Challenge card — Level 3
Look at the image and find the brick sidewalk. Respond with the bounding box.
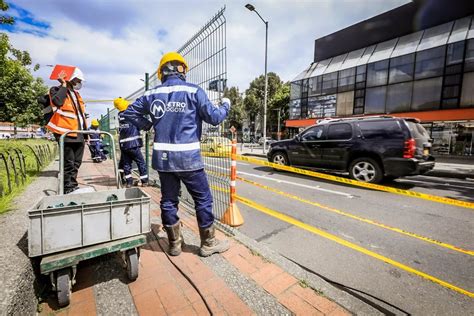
[39,151,349,315]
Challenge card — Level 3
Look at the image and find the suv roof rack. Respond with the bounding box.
[316,115,395,124]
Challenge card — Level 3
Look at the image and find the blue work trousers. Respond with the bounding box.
[158,169,214,228]
[120,147,148,184]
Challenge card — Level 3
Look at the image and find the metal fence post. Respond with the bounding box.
[144,72,150,180]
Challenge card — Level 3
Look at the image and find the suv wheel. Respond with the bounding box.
[349,158,383,183]
[271,152,289,166]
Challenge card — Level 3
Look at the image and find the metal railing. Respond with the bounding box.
[0,142,57,199]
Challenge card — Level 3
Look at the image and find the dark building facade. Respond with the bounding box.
[288,0,474,156]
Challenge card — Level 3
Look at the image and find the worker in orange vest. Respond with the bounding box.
[46,68,88,194]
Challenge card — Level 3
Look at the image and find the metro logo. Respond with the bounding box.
[151,99,187,119]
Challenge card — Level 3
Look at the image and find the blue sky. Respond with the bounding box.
[2,0,409,120]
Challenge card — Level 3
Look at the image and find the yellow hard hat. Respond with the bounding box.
[91,119,100,127]
[157,52,188,81]
[113,97,129,112]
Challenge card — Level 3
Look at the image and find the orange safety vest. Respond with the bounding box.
[46,89,87,137]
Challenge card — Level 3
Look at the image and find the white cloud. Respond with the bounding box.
[6,0,409,120]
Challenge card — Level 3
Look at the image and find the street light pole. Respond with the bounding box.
[246,3,269,154]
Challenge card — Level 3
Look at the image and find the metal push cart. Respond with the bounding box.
[28,131,151,307]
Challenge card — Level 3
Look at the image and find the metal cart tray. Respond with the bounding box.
[28,187,150,257]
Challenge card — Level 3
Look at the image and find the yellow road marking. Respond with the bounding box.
[235,195,474,298]
[237,176,474,256]
[235,155,474,210]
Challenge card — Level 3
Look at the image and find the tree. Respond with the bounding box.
[223,86,244,129]
[0,33,48,127]
[268,82,290,135]
[0,0,14,25]
[243,72,287,136]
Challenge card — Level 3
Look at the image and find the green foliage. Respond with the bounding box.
[0,33,48,127]
[243,73,290,133]
[0,0,14,25]
[223,86,244,129]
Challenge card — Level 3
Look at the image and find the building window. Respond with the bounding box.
[290,81,302,100]
[464,39,474,72]
[337,67,355,92]
[309,76,322,96]
[301,97,309,119]
[446,41,465,65]
[336,91,354,116]
[386,82,412,113]
[461,72,474,107]
[322,72,338,94]
[289,99,301,119]
[365,86,387,114]
[327,123,352,140]
[411,77,442,111]
[356,65,366,83]
[389,54,414,84]
[308,95,336,118]
[354,65,366,114]
[367,60,389,87]
[415,46,445,79]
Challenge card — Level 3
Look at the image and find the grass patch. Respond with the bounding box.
[298,279,325,296]
[0,139,57,213]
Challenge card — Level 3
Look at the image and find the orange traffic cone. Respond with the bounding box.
[221,136,244,227]
[221,202,244,227]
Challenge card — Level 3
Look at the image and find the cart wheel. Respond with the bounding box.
[56,268,71,307]
[126,248,139,281]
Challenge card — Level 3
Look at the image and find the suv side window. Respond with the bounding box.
[327,123,352,140]
[301,126,325,141]
[358,120,404,139]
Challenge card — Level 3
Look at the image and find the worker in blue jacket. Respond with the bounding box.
[123,52,231,257]
[88,119,107,162]
[114,97,151,188]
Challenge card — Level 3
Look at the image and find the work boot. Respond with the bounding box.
[199,224,230,257]
[164,222,184,256]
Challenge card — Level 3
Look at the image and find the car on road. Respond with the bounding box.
[201,136,232,157]
[258,136,275,146]
[267,116,435,183]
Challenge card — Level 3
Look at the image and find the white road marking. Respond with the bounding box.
[204,162,355,198]
[238,171,355,198]
[237,162,250,166]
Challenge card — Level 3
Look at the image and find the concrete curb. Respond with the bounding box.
[229,229,384,315]
[179,200,381,315]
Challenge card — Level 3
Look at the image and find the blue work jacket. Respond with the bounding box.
[123,75,229,172]
[118,111,146,150]
[89,130,101,143]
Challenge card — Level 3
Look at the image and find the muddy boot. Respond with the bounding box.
[164,222,184,256]
[199,224,230,257]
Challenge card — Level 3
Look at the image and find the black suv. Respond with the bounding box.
[267,116,435,183]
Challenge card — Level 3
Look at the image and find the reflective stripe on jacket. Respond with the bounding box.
[118,112,143,150]
[123,75,229,172]
[46,89,86,137]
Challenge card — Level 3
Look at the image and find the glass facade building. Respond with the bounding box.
[288,15,474,156]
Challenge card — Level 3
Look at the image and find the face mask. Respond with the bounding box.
[72,82,82,90]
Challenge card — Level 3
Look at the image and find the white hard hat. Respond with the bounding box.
[71,67,85,81]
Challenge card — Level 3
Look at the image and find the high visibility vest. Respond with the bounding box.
[46,89,86,137]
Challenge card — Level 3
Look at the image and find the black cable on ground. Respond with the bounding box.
[152,229,214,316]
[280,254,411,316]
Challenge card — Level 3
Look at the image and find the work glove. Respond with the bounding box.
[221,97,231,107]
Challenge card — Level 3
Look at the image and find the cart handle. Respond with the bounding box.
[58,130,121,195]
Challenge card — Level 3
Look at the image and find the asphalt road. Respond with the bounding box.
[202,156,474,315]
